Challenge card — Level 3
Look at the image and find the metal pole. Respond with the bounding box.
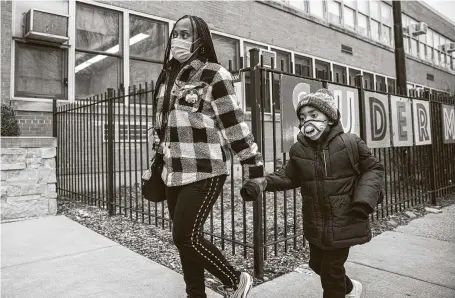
[52,100,58,194]
[249,48,264,279]
[355,74,366,141]
[107,88,115,216]
[392,1,407,92]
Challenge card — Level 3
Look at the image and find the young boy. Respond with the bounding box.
[250,89,384,298]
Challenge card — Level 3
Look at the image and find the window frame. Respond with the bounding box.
[75,2,124,100]
[14,41,68,99]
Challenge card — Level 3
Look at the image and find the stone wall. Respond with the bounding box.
[1,137,57,221]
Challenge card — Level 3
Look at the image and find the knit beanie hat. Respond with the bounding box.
[295,89,339,122]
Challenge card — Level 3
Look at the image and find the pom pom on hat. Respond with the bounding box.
[295,88,339,122]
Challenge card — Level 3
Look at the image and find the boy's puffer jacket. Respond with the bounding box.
[265,123,384,250]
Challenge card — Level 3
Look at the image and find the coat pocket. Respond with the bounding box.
[302,195,316,223]
[329,194,369,241]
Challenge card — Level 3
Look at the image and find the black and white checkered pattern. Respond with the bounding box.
[151,59,264,186]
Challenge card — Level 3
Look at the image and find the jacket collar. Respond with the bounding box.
[297,122,344,148]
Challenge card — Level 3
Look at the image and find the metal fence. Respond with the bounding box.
[54,49,455,278]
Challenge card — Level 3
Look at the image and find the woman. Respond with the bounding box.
[150,15,264,298]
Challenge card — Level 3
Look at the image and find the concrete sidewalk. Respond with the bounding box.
[249,204,455,298]
[1,216,222,298]
[2,206,455,298]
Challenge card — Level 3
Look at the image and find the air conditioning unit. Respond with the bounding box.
[245,47,277,68]
[410,22,428,37]
[24,9,69,43]
[441,42,455,53]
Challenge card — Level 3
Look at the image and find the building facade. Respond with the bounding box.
[1,0,455,136]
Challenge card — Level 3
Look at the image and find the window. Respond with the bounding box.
[272,48,291,71]
[243,42,268,112]
[343,6,355,30]
[387,78,396,94]
[327,0,341,24]
[357,0,369,14]
[433,32,440,49]
[427,29,434,47]
[434,48,439,65]
[244,41,267,67]
[288,0,308,12]
[344,0,355,9]
[212,33,240,70]
[315,60,330,79]
[407,83,414,96]
[370,0,380,20]
[358,13,368,36]
[75,4,122,100]
[15,43,67,99]
[309,0,325,19]
[333,64,347,83]
[411,39,418,57]
[363,72,374,90]
[404,36,410,53]
[381,3,392,25]
[271,49,291,112]
[382,25,392,45]
[295,54,312,77]
[129,15,167,97]
[419,42,426,60]
[376,75,386,92]
[348,68,361,86]
[371,20,380,41]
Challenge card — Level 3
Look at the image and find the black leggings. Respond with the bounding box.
[166,175,240,298]
[309,243,354,298]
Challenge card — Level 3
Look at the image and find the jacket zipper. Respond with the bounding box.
[316,146,326,246]
[323,150,328,177]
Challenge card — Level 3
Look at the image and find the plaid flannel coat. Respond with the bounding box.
[150,59,264,187]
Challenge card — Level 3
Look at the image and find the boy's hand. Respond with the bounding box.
[250,177,267,191]
[347,202,373,220]
[240,177,267,202]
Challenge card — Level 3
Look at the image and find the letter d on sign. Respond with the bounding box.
[370,97,387,141]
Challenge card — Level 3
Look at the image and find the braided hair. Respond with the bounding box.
[153,15,218,102]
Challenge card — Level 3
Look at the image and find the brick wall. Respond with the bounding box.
[15,111,53,137]
[407,58,455,91]
[1,1,12,105]
[97,0,454,88]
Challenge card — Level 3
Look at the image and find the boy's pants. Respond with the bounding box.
[309,243,354,298]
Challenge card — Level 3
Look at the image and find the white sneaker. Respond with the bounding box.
[346,279,363,298]
[224,272,253,298]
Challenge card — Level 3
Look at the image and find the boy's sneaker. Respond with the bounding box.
[346,279,363,298]
[224,272,253,298]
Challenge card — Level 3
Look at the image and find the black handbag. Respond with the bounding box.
[141,75,171,203]
[141,152,166,202]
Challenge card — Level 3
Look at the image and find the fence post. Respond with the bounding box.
[428,93,437,205]
[107,88,115,216]
[355,74,366,140]
[52,100,58,195]
[249,48,264,279]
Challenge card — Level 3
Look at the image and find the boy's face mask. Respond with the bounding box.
[301,119,328,140]
[171,38,200,63]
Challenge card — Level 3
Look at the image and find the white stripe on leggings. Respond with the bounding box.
[190,176,238,286]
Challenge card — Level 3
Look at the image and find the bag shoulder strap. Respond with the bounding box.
[341,133,360,175]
